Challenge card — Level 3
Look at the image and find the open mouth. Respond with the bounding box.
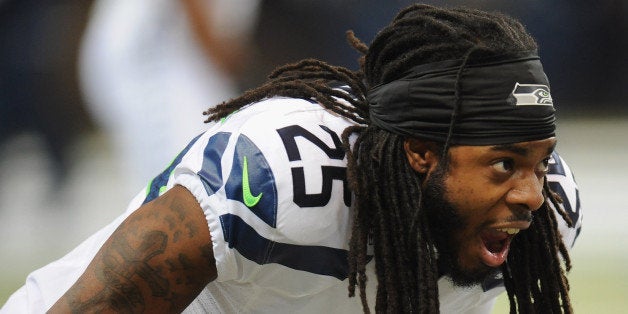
[479,228,519,267]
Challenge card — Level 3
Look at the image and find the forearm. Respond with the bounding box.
[48,185,216,313]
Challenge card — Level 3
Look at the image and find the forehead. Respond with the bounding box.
[487,138,557,156]
[450,137,557,159]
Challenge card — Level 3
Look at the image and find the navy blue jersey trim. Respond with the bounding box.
[143,133,203,204]
[198,132,232,197]
[548,151,566,176]
[481,272,505,292]
[225,134,278,228]
[220,213,349,280]
[547,151,581,228]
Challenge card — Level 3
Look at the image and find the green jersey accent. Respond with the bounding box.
[242,156,263,207]
[220,110,239,124]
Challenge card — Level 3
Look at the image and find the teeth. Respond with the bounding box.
[497,228,520,235]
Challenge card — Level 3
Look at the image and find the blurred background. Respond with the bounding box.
[1,0,626,312]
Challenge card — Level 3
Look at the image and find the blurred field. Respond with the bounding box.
[492,251,628,313]
[1,116,627,311]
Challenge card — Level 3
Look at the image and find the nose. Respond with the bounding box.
[506,172,545,211]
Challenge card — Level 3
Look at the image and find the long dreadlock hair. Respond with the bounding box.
[204,4,574,313]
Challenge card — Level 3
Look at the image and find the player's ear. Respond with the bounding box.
[403,138,439,174]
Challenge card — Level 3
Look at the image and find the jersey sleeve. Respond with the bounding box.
[546,151,583,248]
[169,98,357,295]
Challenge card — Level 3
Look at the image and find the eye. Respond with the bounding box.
[536,157,551,174]
[492,159,515,174]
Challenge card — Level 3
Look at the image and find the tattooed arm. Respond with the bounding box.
[47,185,216,313]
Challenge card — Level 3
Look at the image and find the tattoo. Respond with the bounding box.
[63,187,213,313]
[185,222,198,238]
[71,231,170,312]
[69,232,166,312]
[201,244,216,266]
[165,215,176,231]
[170,197,187,221]
[178,253,194,269]
[147,208,161,220]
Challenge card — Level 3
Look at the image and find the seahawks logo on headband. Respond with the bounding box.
[510,83,553,106]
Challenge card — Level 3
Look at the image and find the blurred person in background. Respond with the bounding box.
[78,0,259,194]
[0,0,94,184]
[2,4,582,313]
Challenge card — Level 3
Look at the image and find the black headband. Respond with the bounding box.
[367,51,556,145]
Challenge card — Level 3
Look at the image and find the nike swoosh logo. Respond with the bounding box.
[242,156,262,207]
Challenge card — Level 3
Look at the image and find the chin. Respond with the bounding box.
[446,263,500,288]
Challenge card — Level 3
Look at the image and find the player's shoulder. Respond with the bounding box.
[546,151,579,218]
[547,151,574,178]
[218,97,353,130]
[179,97,355,284]
[190,96,355,246]
[546,151,582,247]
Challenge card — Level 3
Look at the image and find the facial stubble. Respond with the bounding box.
[421,163,501,287]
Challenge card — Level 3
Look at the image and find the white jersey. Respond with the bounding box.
[1,98,583,314]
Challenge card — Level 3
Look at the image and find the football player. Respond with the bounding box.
[3,4,582,313]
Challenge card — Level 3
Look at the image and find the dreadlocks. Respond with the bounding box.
[204,58,368,126]
[204,4,574,313]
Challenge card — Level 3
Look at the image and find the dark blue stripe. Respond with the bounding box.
[143,133,203,204]
[481,272,504,292]
[548,151,566,176]
[198,132,232,196]
[224,134,278,227]
[547,151,581,228]
[220,213,349,280]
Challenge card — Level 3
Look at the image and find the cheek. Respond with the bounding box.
[445,176,506,224]
[445,178,484,211]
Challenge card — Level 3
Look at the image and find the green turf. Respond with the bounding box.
[492,253,628,313]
